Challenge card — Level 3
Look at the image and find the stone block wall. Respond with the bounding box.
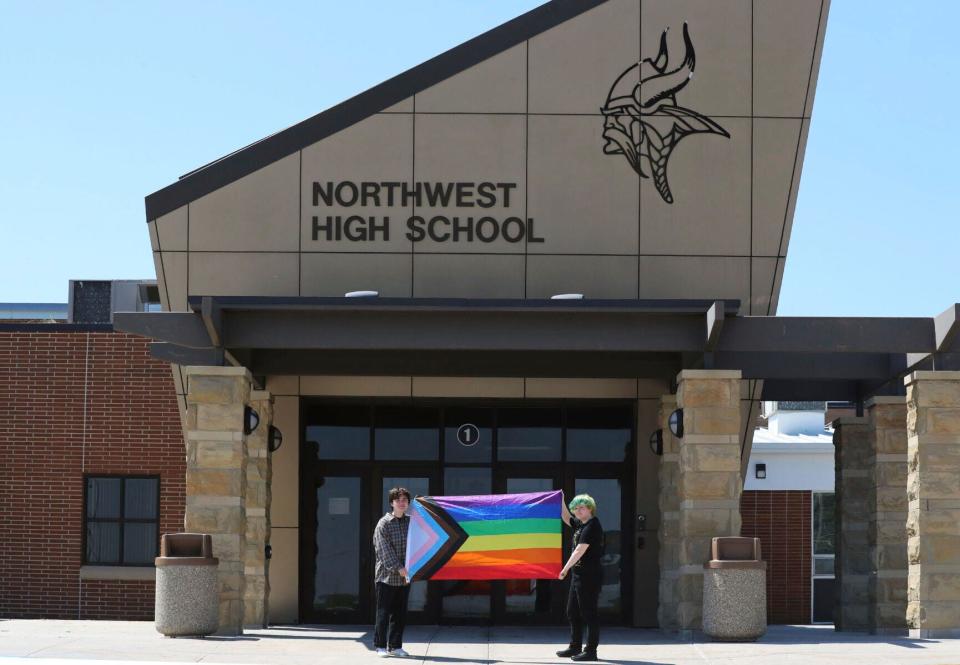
[671,370,743,633]
[656,395,680,631]
[866,397,908,634]
[833,417,871,631]
[905,371,960,638]
[184,366,252,635]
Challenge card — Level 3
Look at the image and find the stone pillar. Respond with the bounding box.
[866,397,908,634]
[656,394,681,632]
[184,366,252,636]
[833,416,871,631]
[905,371,960,638]
[674,370,743,635]
[244,390,273,629]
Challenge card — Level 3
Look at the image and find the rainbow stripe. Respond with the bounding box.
[405,490,562,581]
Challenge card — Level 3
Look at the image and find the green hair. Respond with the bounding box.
[568,494,596,515]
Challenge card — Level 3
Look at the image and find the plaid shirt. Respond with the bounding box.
[374,512,410,586]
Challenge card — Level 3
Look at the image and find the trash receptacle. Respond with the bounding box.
[702,537,766,641]
[155,533,219,637]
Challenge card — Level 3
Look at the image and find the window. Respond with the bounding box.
[84,476,159,566]
[811,492,836,623]
[497,407,561,461]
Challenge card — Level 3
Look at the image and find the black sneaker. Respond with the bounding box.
[571,651,598,662]
[555,646,582,657]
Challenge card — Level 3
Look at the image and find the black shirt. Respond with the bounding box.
[571,516,604,579]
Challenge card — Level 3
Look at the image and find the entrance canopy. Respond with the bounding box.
[115,297,960,402]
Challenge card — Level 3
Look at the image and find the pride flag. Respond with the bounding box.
[404,490,562,581]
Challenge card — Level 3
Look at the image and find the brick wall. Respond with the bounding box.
[740,490,812,624]
[0,329,184,620]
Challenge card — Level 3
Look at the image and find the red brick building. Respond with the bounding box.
[0,324,184,619]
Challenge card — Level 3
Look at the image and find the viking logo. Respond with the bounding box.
[601,23,729,204]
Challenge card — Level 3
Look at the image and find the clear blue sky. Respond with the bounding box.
[1,1,957,316]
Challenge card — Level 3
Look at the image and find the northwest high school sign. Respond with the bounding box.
[311,180,542,244]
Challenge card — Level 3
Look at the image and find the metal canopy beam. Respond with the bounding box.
[114,312,211,348]
[716,316,935,354]
[110,298,960,392]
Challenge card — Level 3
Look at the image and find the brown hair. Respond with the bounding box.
[388,487,411,504]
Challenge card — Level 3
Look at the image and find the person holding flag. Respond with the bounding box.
[372,487,412,658]
[556,493,604,662]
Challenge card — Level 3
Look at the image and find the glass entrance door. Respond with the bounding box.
[568,474,630,623]
[492,470,564,624]
[304,469,370,623]
[375,468,438,623]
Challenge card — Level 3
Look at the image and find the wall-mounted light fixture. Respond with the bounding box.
[648,429,663,456]
[668,409,684,438]
[550,293,584,300]
[345,290,379,298]
[755,463,767,480]
[244,406,260,435]
[268,425,283,453]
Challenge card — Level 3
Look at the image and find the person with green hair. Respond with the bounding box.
[556,493,604,662]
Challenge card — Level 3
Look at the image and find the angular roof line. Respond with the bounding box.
[144,0,609,222]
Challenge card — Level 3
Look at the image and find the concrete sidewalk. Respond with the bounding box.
[2,620,960,665]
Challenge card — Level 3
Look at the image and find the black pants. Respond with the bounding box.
[566,574,601,652]
[374,582,410,649]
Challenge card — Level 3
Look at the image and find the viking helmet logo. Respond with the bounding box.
[601,23,729,204]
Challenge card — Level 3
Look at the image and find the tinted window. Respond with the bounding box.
[306,405,370,460]
[497,408,561,461]
[444,407,493,463]
[84,476,158,565]
[813,492,835,555]
[566,407,632,462]
[375,406,439,460]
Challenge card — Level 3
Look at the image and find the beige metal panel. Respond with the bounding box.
[413,254,524,298]
[526,255,638,300]
[635,397,662,626]
[638,378,671,399]
[301,253,412,297]
[155,205,188,251]
[267,526,298,623]
[750,257,778,316]
[641,0,751,118]
[300,375,412,397]
[412,377,524,398]
[639,118,750,256]
[804,1,831,119]
[189,153,299,252]
[527,115,638,255]
[265,375,299,396]
[638,256,749,303]
[752,118,804,257]
[767,258,786,315]
[152,252,167,308]
[413,114,526,254]
[416,43,526,113]
[775,119,811,260]
[528,0,640,114]
[754,0,826,118]
[159,251,189,311]
[171,365,185,401]
[525,378,638,399]
[188,252,298,297]
[148,220,159,253]
[301,113,413,253]
[272,396,299,529]
[382,98,414,113]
